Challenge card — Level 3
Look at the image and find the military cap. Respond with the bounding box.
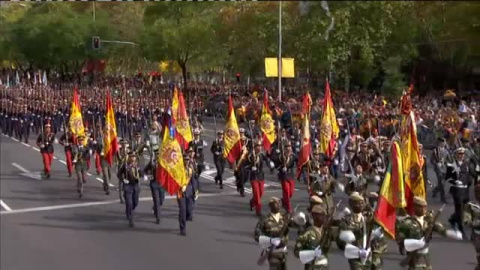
[360,141,368,146]
[249,120,256,124]
[269,197,281,204]
[310,195,323,204]
[153,148,160,153]
[413,196,427,206]
[127,151,136,157]
[311,205,327,215]
[239,128,245,133]
[134,132,141,137]
[217,130,224,135]
[119,139,128,144]
[455,147,466,154]
[461,137,470,143]
[255,140,262,146]
[349,192,364,202]
[438,137,447,143]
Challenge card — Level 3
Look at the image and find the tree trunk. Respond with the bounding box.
[178,61,187,90]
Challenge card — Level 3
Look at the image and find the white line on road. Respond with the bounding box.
[32,147,40,152]
[12,163,29,173]
[95,177,115,187]
[0,200,12,211]
[21,142,30,147]
[0,191,266,215]
[11,137,19,142]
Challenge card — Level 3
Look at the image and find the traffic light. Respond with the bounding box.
[236,73,240,83]
[92,36,100,50]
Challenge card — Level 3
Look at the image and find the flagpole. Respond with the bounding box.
[278,1,282,102]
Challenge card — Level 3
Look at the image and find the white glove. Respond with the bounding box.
[30,123,34,126]
[203,141,208,147]
[437,162,443,168]
[123,179,129,184]
[40,144,45,148]
[143,175,149,182]
[334,159,339,166]
[93,140,97,144]
[371,227,384,240]
[446,229,463,240]
[455,180,463,186]
[276,149,280,153]
[270,238,281,247]
[146,140,150,146]
[252,166,257,171]
[182,185,187,192]
[314,246,322,258]
[359,249,369,259]
[282,167,287,172]
[269,161,275,168]
[73,159,77,163]
[65,143,70,146]
[100,152,104,156]
[89,150,93,156]
[214,151,220,155]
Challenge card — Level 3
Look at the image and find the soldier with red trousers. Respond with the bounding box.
[274,141,297,213]
[36,122,55,178]
[59,130,75,177]
[246,140,275,216]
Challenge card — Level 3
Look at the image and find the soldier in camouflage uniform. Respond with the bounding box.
[72,136,90,198]
[464,184,480,270]
[396,196,463,270]
[310,162,337,215]
[294,204,332,270]
[254,197,290,270]
[337,192,387,270]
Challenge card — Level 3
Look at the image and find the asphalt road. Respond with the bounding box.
[0,119,477,270]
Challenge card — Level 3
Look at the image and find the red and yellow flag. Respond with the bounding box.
[103,90,118,166]
[260,90,276,153]
[69,87,85,139]
[156,112,188,195]
[401,111,425,214]
[374,141,406,239]
[172,87,192,150]
[319,80,339,158]
[223,95,242,164]
[297,94,311,179]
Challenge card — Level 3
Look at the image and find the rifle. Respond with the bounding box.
[399,204,446,267]
[257,212,292,266]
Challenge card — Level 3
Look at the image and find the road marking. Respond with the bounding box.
[200,173,252,194]
[32,147,40,152]
[12,163,29,173]
[95,177,115,187]
[0,200,12,211]
[0,191,264,215]
[11,137,19,142]
[21,142,30,147]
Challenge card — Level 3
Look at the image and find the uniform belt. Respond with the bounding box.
[314,257,328,266]
[271,246,288,254]
[417,247,429,254]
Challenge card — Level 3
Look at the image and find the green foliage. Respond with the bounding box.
[382,56,405,98]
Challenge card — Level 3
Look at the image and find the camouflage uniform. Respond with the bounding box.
[396,212,447,270]
[464,201,480,270]
[337,211,387,269]
[254,212,290,270]
[294,226,332,270]
[310,174,336,215]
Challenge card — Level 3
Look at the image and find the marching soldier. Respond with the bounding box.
[464,184,480,270]
[117,152,142,227]
[211,130,225,189]
[234,132,250,196]
[431,138,452,203]
[254,197,290,270]
[143,149,164,224]
[352,142,374,175]
[178,147,197,236]
[131,132,148,167]
[59,130,75,177]
[310,162,337,215]
[294,204,332,270]
[247,140,274,216]
[188,128,206,178]
[72,136,90,198]
[36,122,55,179]
[92,129,111,195]
[447,147,474,237]
[396,196,463,269]
[337,192,387,270]
[275,141,297,213]
[116,139,130,204]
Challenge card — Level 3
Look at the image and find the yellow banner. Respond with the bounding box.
[104,91,117,163]
[264,58,295,78]
[158,127,188,188]
[260,91,276,146]
[69,88,85,139]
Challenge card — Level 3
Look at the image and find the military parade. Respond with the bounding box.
[1,1,480,270]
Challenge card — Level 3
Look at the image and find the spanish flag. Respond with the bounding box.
[223,95,242,164]
[69,87,85,139]
[259,90,276,153]
[103,90,118,166]
[156,111,188,195]
[374,141,406,239]
[401,111,426,214]
[297,93,311,178]
[172,87,192,150]
[319,80,339,158]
